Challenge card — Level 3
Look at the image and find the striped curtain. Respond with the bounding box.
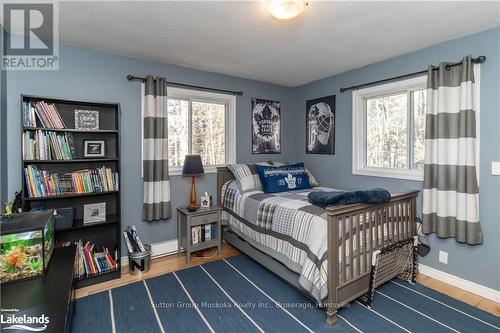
[143,76,172,221]
[422,56,482,244]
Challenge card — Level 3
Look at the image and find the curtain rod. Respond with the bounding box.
[126,75,243,96]
[339,55,486,93]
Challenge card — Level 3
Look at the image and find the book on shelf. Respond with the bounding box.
[55,239,118,278]
[76,240,118,278]
[204,224,211,241]
[191,223,216,245]
[191,226,197,244]
[211,223,216,239]
[24,165,119,198]
[23,100,66,129]
[23,130,75,160]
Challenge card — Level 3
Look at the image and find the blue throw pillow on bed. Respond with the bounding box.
[255,162,311,193]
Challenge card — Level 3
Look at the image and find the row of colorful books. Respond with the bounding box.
[24,165,119,198]
[23,100,66,129]
[76,240,118,278]
[23,130,75,160]
[191,223,217,245]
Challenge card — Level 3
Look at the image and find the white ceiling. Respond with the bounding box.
[57,1,500,87]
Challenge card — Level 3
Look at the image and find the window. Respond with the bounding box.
[352,76,427,180]
[142,86,236,175]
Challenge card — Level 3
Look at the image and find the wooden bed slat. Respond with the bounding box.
[341,217,346,284]
[380,207,385,248]
[349,215,354,279]
[397,202,402,241]
[406,201,412,238]
[368,210,373,268]
[402,203,405,241]
[402,203,405,240]
[355,213,360,277]
[363,211,368,274]
[374,207,380,249]
[391,204,396,242]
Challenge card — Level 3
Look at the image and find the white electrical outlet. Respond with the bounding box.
[439,250,448,264]
[492,161,500,176]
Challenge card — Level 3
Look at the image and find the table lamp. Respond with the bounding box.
[182,155,205,212]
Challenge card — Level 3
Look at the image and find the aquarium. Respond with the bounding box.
[0,210,54,284]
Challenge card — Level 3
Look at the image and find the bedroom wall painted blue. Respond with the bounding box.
[4,38,297,254]
[291,27,500,290]
[4,27,499,290]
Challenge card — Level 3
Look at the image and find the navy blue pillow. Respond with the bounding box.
[255,162,311,193]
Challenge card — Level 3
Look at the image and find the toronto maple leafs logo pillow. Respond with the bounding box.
[255,162,311,193]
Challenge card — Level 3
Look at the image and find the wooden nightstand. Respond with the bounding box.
[177,206,222,263]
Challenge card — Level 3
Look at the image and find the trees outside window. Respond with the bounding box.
[142,87,235,175]
[352,76,426,181]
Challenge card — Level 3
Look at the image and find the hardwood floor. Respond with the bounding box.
[416,273,499,316]
[76,242,499,317]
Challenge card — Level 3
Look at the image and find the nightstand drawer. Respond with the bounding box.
[190,212,219,225]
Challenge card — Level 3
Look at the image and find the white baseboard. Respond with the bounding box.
[121,239,179,266]
[418,264,500,303]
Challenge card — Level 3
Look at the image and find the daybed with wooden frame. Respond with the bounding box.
[216,166,419,326]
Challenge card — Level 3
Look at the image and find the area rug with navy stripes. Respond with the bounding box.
[72,255,500,333]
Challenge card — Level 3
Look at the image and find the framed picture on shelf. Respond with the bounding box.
[84,140,105,157]
[252,98,281,154]
[83,202,106,224]
[75,110,99,130]
[200,192,211,208]
[306,95,335,155]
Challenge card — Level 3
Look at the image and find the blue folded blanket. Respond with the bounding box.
[308,188,391,207]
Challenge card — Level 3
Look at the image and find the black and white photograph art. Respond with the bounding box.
[252,98,281,154]
[83,202,106,224]
[306,95,335,154]
[83,140,105,157]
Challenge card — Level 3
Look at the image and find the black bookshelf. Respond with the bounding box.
[20,94,122,289]
[24,158,119,164]
[24,191,120,201]
[23,126,119,134]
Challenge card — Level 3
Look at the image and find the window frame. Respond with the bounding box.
[141,85,236,176]
[352,75,427,181]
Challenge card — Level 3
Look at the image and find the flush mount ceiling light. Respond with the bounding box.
[267,0,308,21]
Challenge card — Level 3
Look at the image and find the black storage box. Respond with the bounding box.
[53,207,74,230]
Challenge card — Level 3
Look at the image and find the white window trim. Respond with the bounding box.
[352,75,427,181]
[141,85,236,177]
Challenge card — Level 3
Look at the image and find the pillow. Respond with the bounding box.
[227,162,270,192]
[306,169,320,187]
[255,162,311,193]
[268,161,320,187]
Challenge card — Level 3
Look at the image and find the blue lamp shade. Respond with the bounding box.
[182,155,204,176]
